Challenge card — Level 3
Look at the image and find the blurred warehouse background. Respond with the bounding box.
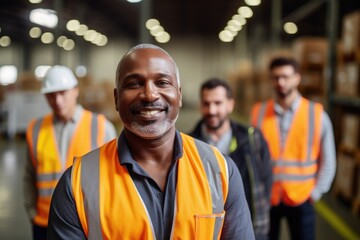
[1,0,360,239]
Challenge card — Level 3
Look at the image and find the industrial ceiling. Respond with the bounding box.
[0,0,359,46]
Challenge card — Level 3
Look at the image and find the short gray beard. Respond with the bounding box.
[130,113,179,139]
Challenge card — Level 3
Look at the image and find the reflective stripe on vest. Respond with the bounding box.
[26,110,105,226]
[72,133,229,239]
[251,98,322,206]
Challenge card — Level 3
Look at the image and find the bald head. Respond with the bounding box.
[115,43,180,88]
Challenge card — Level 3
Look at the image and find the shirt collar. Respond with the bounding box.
[117,130,183,166]
[200,121,232,153]
[274,95,301,115]
[53,105,83,123]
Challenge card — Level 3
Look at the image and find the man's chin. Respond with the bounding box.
[128,120,176,139]
[206,123,221,131]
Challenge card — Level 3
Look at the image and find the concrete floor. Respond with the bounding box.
[0,107,359,239]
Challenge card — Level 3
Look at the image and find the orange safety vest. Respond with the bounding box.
[250,98,322,206]
[26,110,107,227]
[71,133,229,239]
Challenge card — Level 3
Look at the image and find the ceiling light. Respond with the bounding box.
[75,24,88,36]
[0,36,11,47]
[238,6,253,18]
[57,36,67,47]
[244,0,261,6]
[29,0,43,3]
[219,30,234,42]
[228,19,241,28]
[97,36,108,46]
[29,27,42,38]
[41,32,54,44]
[0,65,17,86]
[150,26,164,36]
[29,9,58,28]
[156,32,170,43]
[146,19,160,30]
[225,26,239,36]
[75,66,87,78]
[127,0,142,3]
[232,14,247,25]
[84,30,97,42]
[284,22,298,34]
[63,39,75,51]
[66,19,80,31]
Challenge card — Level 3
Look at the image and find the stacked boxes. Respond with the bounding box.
[333,10,360,215]
[336,10,360,97]
[333,113,360,202]
[291,37,328,104]
[342,10,360,61]
[333,153,357,200]
[78,76,122,130]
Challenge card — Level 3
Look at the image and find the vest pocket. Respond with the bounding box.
[195,211,225,239]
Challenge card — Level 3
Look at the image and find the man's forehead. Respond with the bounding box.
[120,48,174,72]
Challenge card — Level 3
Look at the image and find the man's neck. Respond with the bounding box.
[276,91,299,111]
[124,128,176,164]
[124,128,176,191]
[205,120,231,143]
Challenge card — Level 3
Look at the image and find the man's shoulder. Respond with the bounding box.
[231,120,258,137]
[188,120,203,138]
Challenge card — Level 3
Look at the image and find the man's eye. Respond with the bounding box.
[125,81,142,88]
[157,80,170,86]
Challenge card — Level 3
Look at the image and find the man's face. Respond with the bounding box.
[45,87,79,122]
[114,48,182,139]
[200,86,234,131]
[270,65,300,99]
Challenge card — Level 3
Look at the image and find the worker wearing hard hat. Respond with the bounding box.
[23,65,117,240]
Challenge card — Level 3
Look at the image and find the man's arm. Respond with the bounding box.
[23,148,37,222]
[311,111,336,201]
[221,156,255,239]
[257,129,273,200]
[47,167,86,240]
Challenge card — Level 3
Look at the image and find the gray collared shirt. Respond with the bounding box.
[47,131,255,239]
[200,123,233,155]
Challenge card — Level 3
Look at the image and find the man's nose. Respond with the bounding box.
[208,104,217,114]
[142,82,160,102]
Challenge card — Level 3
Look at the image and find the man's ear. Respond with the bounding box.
[179,87,182,108]
[228,98,235,113]
[295,72,301,87]
[114,88,119,111]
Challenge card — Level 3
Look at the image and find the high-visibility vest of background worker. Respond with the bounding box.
[250,56,336,240]
[23,65,117,240]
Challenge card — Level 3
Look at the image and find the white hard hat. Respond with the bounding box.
[41,65,78,94]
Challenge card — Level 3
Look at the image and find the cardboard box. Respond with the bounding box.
[346,62,360,96]
[336,66,348,95]
[15,72,41,91]
[300,71,324,89]
[334,153,357,200]
[342,10,360,57]
[341,113,360,151]
[292,37,328,71]
[336,63,360,96]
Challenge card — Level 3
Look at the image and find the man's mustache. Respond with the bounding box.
[129,102,167,112]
